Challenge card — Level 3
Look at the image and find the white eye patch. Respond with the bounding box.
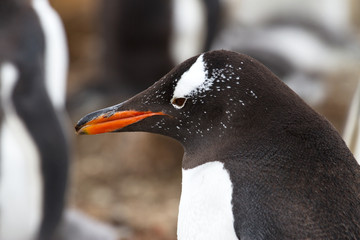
[171,54,214,109]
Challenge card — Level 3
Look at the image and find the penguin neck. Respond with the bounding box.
[180,110,293,170]
[181,133,236,170]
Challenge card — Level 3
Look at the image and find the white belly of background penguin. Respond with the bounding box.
[177,161,238,240]
[0,63,43,240]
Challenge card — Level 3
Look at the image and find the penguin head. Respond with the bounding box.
[76,50,305,153]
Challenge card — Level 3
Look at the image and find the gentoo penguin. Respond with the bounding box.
[0,0,69,239]
[76,50,360,239]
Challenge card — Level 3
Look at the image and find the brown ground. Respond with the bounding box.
[69,133,183,239]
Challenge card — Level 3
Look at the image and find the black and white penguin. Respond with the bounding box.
[94,0,220,100]
[171,0,220,63]
[99,0,174,96]
[0,0,69,239]
[76,50,360,239]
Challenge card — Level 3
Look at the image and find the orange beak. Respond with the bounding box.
[75,110,167,135]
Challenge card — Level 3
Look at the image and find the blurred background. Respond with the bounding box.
[57,0,360,239]
[2,0,360,239]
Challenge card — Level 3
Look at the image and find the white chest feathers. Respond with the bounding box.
[0,63,43,240]
[177,161,238,240]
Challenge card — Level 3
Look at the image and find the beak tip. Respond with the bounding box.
[74,124,81,132]
[75,128,88,135]
[74,123,87,135]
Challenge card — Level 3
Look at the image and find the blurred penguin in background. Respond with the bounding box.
[99,0,174,100]
[171,0,221,64]
[213,0,360,107]
[94,0,221,106]
[0,0,69,239]
[343,82,360,164]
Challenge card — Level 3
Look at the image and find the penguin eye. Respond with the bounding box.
[171,97,187,109]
